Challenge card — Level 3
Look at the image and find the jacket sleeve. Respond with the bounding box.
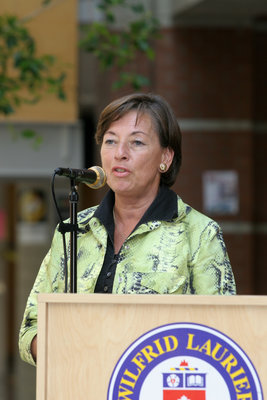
[18,227,66,366]
[189,219,236,295]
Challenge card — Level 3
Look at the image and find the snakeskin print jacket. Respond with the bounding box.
[19,188,236,365]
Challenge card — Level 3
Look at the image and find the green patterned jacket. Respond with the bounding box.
[19,194,236,365]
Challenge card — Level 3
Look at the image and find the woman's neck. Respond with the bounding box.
[113,197,152,224]
[113,187,159,222]
[113,191,158,253]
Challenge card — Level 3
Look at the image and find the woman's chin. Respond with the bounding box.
[109,182,137,196]
[113,186,134,196]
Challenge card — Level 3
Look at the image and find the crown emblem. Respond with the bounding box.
[180,360,188,367]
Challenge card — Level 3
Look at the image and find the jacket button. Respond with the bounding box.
[103,285,109,292]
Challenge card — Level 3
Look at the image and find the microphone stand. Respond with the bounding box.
[56,178,79,292]
[69,179,79,293]
[54,167,106,292]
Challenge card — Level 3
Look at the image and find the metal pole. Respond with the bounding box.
[69,180,79,293]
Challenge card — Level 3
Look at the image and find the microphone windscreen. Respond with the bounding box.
[85,166,106,189]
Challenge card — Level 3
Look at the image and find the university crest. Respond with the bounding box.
[108,323,263,400]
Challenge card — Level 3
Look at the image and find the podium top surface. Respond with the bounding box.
[38,293,267,306]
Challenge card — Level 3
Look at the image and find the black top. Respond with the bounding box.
[93,185,178,293]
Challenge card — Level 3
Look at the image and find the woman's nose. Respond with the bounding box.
[114,142,129,160]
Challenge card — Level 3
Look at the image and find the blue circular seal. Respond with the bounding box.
[108,323,263,400]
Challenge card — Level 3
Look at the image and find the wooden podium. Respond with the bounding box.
[36,294,267,399]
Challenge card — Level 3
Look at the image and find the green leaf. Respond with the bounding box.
[79,0,160,90]
[57,88,66,100]
[0,103,14,115]
[0,14,66,117]
[105,11,115,23]
[6,35,17,48]
[21,129,36,139]
[132,74,150,89]
[20,129,43,150]
[136,39,149,52]
[32,135,43,150]
[131,4,145,14]
[146,47,155,60]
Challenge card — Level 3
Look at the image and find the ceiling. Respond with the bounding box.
[173,0,267,27]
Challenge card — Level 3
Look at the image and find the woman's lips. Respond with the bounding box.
[112,166,130,176]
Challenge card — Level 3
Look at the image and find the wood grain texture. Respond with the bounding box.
[37,294,267,399]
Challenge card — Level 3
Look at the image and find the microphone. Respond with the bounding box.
[55,166,106,189]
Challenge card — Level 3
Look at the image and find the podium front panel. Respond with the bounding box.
[37,294,267,399]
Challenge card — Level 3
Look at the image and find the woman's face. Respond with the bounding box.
[100,111,173,200]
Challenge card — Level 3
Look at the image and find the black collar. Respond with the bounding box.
[94,185,178,241]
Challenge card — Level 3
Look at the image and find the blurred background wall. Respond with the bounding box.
[0,0,267,399]
[0,1,81,399]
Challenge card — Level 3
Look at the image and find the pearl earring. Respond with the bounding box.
[159,163,167,172]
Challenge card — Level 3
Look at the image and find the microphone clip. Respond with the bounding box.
[58,222,79,234]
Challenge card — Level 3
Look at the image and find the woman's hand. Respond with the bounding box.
[31,335,37,362]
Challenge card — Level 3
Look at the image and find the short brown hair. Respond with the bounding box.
[95,93,182,187]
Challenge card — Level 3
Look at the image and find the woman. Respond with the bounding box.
[19,93,236,366]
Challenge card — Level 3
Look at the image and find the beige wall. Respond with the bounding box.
[0,0,78,122]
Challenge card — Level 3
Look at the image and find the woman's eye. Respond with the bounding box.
[104,139,115,145]
[133,140,144,146]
